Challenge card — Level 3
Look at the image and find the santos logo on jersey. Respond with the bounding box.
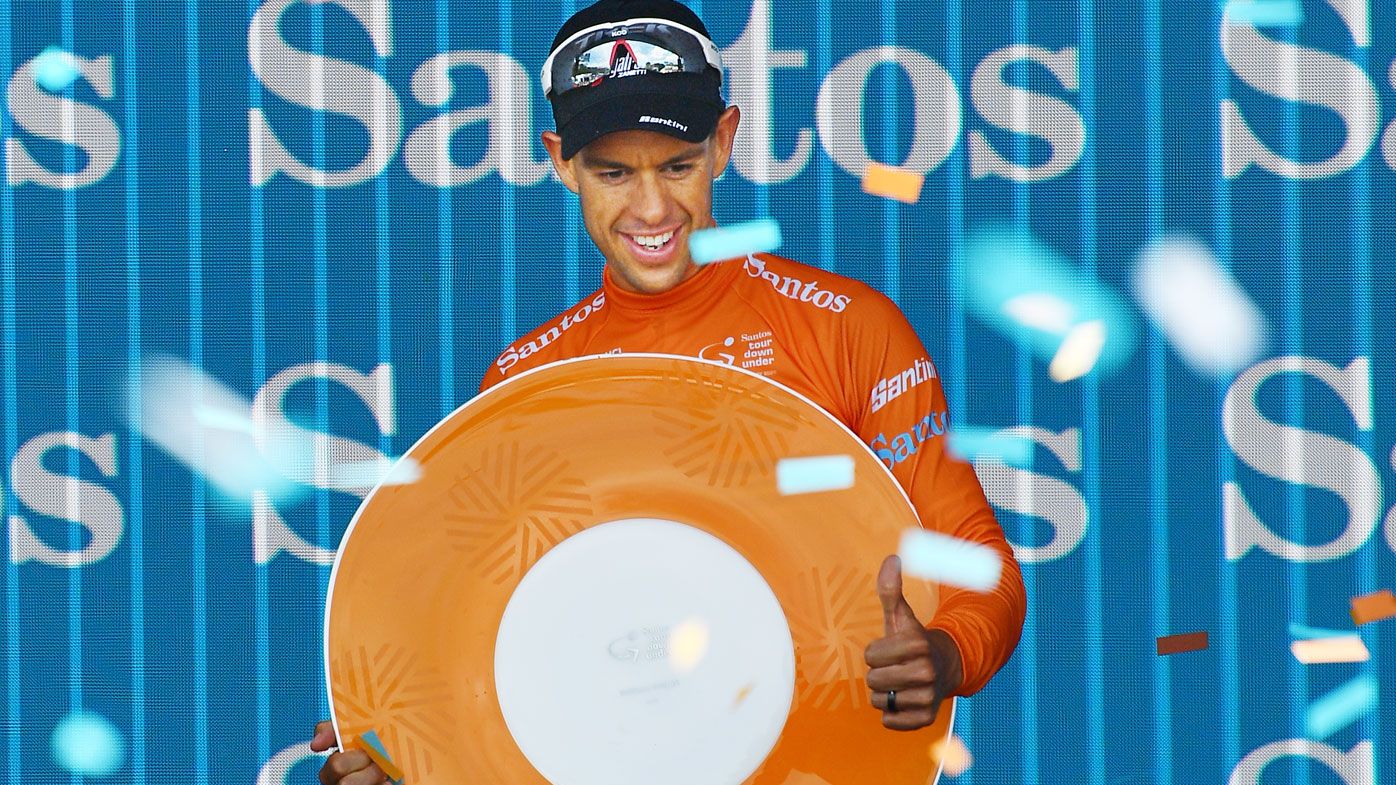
[495,292,607,376]
[742,256,852,313]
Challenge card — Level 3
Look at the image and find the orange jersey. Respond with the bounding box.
[479,253,1026,696]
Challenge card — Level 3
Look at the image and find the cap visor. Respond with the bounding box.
[559,88,723,159]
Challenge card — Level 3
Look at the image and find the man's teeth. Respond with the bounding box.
[633,230,675,250]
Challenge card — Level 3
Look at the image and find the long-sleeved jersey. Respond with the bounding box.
[478,252,1026,696]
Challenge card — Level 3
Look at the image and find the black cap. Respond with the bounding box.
[546,0,726,159]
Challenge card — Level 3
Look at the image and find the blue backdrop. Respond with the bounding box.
[2,0,1394,783]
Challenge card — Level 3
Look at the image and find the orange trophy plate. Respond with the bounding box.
[325,354,954,785]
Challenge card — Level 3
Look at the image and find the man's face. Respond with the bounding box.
[543,106,741,295]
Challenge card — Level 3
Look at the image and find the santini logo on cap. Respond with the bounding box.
[638,115,689,132]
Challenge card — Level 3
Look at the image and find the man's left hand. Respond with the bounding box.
[864,554,964,731]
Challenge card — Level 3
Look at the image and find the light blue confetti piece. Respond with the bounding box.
[898,528,1002,592]
[689,219,782,265]
[1224,0,1304,27]
[947,427,1034,468]
[1304,674,1377,739]
[776,455,854,495]
[360,730,391,760]
[964,229,1137,375]
[51,710,125,777]
[359,731,403,784]
[1289,622,1356,641]
[33,47,81,92]
[193,405,254,434]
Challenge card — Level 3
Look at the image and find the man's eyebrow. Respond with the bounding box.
[659,148,705,166]
[579,147,705,171]
[580,154,629,171]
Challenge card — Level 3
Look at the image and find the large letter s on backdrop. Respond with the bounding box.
[248,0,402,187]
[1229,739,1371,785]
[1220,0,1377,179]
[249,362,395,564]
[1222,356,1381,562]
[7,432,124,567]
[972,426,1088,563]
[968,45,1085,182]
[6,52,120,188]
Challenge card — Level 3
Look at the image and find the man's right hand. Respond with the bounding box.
[310,720,390,785]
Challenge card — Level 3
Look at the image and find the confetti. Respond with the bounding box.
[1048,320,1107,382]
[898,528,1002,592]
[1350,589,1396,626]
[1224,0,1304,27]
[667,618,710,674]
[1291,636,1370,665]
[1156,631,1208,655]
[328,457,423,488]
[946,427,1034,468]
[194,405,255,434]
[1304,674,1376,739]
[1133,236,1267,376]
[861,162,925,204]
[1002,292,1076,334]
[128,355,306,504]
[929,734,973,777]
[51,711,124,778]
[1288,622,1355,640]
[965,230,1137,376]
[351,731,404,784]
[689,219,782,265]
[776,455,854,495]
[33,47,81,92]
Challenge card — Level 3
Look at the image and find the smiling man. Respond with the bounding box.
[312,1,1025,782]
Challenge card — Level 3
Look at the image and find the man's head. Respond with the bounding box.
[540,0,740,295]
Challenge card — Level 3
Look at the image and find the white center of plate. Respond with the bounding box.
[494,518,796,785]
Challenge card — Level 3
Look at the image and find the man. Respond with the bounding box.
[313,1,1025,781]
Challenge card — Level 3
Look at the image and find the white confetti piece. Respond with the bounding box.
[328,457,423,488]
[1048,320,1106,382]
[898,528,1002,592]
[1133,236,1267,376]
[1002,292,1076,334]
[776,455,855,495]
[1291,636,1370,665]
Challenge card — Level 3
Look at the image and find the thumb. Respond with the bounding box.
[877,554,919,634]
[309,720,337,752]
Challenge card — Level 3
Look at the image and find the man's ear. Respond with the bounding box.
[710,106,741,179]
[541,131,580,193]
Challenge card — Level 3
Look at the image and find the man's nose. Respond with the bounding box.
[631,173,671,226]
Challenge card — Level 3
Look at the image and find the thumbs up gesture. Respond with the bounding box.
[863,555,964,730]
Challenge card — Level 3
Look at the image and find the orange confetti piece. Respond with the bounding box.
[349,733,404,783]
[929,734,973,777]
[1350,589,1396,626]
[861,162,925,204]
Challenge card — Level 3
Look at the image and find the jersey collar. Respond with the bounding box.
[602,255,741,316]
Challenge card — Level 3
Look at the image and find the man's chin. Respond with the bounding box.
[615,260,697,295]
